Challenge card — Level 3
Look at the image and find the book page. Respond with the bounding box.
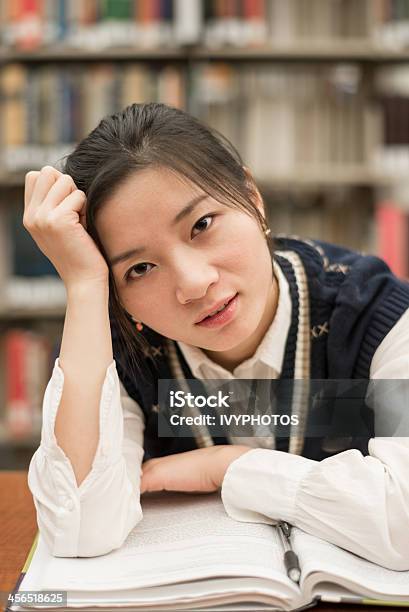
[22,492,300,602]
[293,529,409,601]
[66,577,299,610]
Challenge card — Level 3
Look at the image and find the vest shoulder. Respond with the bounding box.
[273,235,397,280]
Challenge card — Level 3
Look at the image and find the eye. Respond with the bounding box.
[124,262,154,282]
[191,214,215,238]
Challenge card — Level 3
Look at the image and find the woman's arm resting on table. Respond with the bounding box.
[222,313,409,571]
[28,360,145,557]
[221,438,409,571]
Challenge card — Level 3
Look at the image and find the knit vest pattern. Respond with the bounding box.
[111,237,409,461]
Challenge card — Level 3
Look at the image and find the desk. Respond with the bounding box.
[0,472,37,612]
[0,471,394,612]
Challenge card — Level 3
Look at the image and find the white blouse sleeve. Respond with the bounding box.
[221,311,409,571]
[27,358,145,558]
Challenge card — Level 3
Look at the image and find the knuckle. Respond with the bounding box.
[40,165,55,175]
[45,210,58,227]
[35,211,54,230]
[57,174,75,190]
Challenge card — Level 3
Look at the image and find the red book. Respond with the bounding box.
[243,0,265,20]
[137,0,160,23]
[5,330,32,440]
[376,202,409,280]
[14,0,44,49]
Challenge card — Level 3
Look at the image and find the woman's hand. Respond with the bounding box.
[140,445,252,494]
[23,165,109,290]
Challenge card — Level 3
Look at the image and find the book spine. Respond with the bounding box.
[376,202,409,279]
[242,0,266,46]
[14,0,44,49]
[5,330,32,440]
[0,63,27,152]
[174,0,201,45]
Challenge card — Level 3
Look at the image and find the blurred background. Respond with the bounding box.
[0,0,409,468]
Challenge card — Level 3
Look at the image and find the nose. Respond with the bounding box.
[173,250,219,305]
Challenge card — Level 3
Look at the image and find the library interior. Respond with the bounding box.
[0,0,409,469]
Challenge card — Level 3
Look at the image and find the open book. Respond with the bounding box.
[9,491,409,611]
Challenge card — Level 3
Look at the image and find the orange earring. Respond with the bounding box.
[130,315,144,332]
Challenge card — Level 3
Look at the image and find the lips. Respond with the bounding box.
[195,293,237,324]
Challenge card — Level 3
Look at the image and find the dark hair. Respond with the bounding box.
[62,102,272,376]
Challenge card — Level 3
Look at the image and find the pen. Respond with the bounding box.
[277,521,301,584]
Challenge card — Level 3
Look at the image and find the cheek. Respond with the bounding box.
[118,283,168,319]
[225,221,267,272]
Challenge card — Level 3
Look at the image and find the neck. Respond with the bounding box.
[203,270,279,373]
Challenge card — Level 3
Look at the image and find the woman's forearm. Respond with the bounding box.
[221,441,409,571]
[54,280,113,487]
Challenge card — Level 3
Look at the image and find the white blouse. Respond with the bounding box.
[27,264,409,568]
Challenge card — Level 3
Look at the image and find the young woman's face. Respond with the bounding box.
[96,167,277,365]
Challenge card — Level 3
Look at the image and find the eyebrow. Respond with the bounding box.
[108,194,209,268]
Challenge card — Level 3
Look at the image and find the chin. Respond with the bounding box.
[196,320,257,353]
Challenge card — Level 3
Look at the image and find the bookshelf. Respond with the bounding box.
[3,44,409,63]
[1,0,409,466]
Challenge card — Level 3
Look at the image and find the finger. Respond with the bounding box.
[29,166,62,210]
[140,471,161,494]
[24,171,40,209]
[41,174,78,214]
[57,188,88,230]
[46,190,87,226]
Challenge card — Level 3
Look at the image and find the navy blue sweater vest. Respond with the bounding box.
[111,237,409,461]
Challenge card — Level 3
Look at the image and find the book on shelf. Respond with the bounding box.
[2,328,51,443]
[0,61,185,172]
[1,59,383,179]
[265,189,376,257]
[174,0,201,45]
[0,202,67,311]
[0,0,200,49]
[375,65,409,178]
[193,62,381,180]
[375,201,409,279]
[8,491,409,611]
[0,324,61,448]
[0,0,390,52]
[0,0,44,50]
[372,0,409,50]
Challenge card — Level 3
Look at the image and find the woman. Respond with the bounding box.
[25,103,409,568]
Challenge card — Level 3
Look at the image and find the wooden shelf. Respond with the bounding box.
[0,45,186,63]
[0,435,40,448]
[192,44,409,63]
[0,306,65,320]
[257,168,399,189]
[0,172,28,188]
[0,168,400,190]
[2,43,409,64]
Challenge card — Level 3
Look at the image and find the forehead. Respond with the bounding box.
[96,167,203,241]
[104,166,202,216]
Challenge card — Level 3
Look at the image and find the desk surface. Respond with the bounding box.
[0,471,393,612]
[0,471,37,612]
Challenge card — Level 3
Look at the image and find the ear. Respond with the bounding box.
[243,166,265,217]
